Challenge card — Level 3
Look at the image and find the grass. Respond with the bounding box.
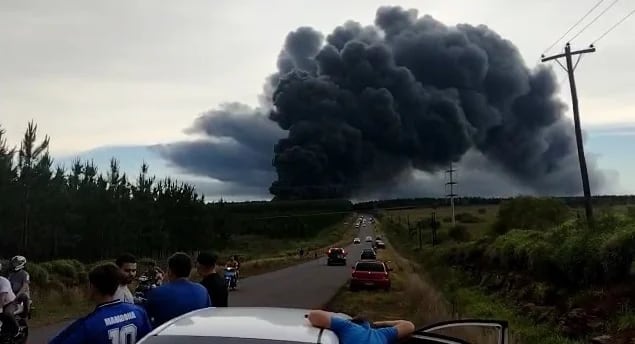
[377,216,586,344]
[386,204,499,239]
[32,214,357,327]
[326,228,500,343]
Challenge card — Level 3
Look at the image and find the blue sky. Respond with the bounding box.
[2,0,634,199]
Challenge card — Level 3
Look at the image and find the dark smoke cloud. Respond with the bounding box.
[160,6,611,200]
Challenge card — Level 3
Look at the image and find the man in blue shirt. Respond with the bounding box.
[49,263,152,344]
[307,310,415,344]
[146,252,211,326]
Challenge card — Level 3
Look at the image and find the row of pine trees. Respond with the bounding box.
[0,122,229,262]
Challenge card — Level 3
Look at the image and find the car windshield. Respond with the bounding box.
[356,262,385,272]
[140,337,309,344]
[362,249,374,254]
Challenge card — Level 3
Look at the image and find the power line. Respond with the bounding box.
[543,0,606,55]
[569,0,620,42]
[592,7,635,44]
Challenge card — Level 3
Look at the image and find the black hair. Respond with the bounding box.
[89,263,122,296]
[196,252,218,267]
[115,253,137,268]
[168,252,192,278]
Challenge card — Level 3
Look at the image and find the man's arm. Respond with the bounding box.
[373,320,415,339]
[307,310,332,329]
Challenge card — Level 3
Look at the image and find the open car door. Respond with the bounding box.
[403,319,509,344]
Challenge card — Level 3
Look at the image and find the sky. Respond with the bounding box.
[1,0,634,199]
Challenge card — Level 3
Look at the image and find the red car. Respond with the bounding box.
[349,260,392,291]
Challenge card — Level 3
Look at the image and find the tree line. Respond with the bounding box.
[0,122,354,263]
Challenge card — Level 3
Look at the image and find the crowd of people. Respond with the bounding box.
[1,252,415,344]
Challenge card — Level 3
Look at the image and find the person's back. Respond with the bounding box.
[146,253,211,326]
[196,252,229,307]
[49,300,151,344]
[48,263,152,344]
[8,269,29,297]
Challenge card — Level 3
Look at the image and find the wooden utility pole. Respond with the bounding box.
[445,163,457,227]
[541,43,596,228]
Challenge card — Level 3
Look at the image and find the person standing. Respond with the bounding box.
[145,252,211,326]
[114,254,137,304]
[48,263,152,344]
[196,252,228,307]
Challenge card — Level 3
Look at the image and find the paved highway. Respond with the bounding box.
[29,216,376,343]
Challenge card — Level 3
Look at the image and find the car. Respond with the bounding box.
[350,260,392,291]
[375,240,386,249]
[365,236,373,242]
[360,248,376,260]
[137,307,344,344]
[326,248,347,266]
[137,306,511,344]
[375,236,381,240]
[353,237,361,244]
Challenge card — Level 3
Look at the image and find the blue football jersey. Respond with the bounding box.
[49,300,152,344]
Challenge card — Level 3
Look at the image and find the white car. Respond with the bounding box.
[365,236,373,242]
[137,307,511,344]
[138,307,346,344]
[353,237,361,244]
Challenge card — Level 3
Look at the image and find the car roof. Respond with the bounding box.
[144,307,344,344]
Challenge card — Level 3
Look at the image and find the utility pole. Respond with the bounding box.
[541,43,595,228]
[445,163,457,227]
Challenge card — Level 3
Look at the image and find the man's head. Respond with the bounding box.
[196,252,218,276]
[88,263,122,301]
[167,252,192,281]
[115,253,137,284]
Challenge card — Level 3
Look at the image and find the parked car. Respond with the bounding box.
[327,248,347,266]
[350,260,392,291]
[136,306,511,344]
[360,248,377,260]
[375,240,386,249]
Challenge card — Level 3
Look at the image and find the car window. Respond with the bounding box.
[355,262,385,272]
[140,336,311,344]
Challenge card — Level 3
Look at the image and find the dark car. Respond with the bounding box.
[327,248,347,266]
[350,260,392,291]
[360,248,377,260]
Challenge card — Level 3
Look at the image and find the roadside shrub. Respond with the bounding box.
[627,206,635,220]
[442,216,452,223]
[49,260,79,286]
[448,225,470,242]
[26,262,49,286]
[455,212,482,224]
[477,208,487,214]
[599,225,635,282]
[493,197,569,234]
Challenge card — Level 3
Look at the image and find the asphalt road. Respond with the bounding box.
[29,217,376,343]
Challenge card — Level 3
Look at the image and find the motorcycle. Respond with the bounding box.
[134,275,158,306]
[0,301,31,344]
[224,267,238,291]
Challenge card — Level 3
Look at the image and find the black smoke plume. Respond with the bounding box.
[160,6,609,200]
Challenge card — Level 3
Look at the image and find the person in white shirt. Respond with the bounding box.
[113,254,136,303]
[0,262,19,338]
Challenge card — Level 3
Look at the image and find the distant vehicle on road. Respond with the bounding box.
[326,248,347,266]
[350,260,392,291]
[365,236,373,242]
[353,237,361,244]
[360,248,376,260]
[375,240,386,249]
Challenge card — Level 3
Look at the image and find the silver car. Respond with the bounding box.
[137,307,345,344]
[137,307,509,344]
